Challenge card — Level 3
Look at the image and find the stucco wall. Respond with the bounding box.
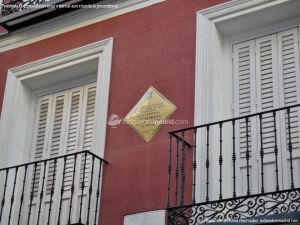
[0,0,229,224]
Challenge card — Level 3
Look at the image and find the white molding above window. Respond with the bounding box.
[200,0,293,22]
[0,0,163,52]
[0,38,113,168]
[195,0,300,202]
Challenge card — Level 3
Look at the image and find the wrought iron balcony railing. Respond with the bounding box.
[0,0,105,31]
[167,104,300,224]
[1,0,73,17]
[0,150,107,225]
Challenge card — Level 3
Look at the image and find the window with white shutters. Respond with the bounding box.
[30,83,97,198]
[232,27,300,193]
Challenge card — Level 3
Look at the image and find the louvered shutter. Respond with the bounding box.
[31,96,52,198]
[60,84,98,223]
[56,87,86,225]
[80,84,97,188]
[29,92,69,225]
[232,40,259,196]
[255,34,282,193]
[233,27,300,195]
[27,82,97,225]
[27,96,53,225]
[46,93,67,195]
[63,88,84,193]
[277,28,300,189]
[29,93,67,225]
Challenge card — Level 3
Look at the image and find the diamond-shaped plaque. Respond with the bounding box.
[124,86,177,142]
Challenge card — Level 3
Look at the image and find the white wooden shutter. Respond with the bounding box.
[255,34,282,193]
[63,88,84,192]
[66,84,97,222]
[82,85,96,152]
[31,96,52,198]
[28,83,97,225]
[277,28,300,189]
[30,91,70,225]
[46,93,68,195]
[232,27,300,195]
[80,84,97,188]
[232,40,258,196]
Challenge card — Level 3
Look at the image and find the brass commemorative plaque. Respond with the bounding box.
[124,86,177,142]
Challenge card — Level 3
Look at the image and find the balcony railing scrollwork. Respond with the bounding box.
[1,0,52,17]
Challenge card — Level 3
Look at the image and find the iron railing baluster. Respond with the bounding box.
[232,120,236,198]
[287,108,295,189]
[206,126,210,202]
[273,111,280,192]
[259,114,264,194]
[94,160,103,225]
[86,155,95,225]
[36,161,47,225]
[27,162,38,225]
[8,167,18,225]
[17,165,28,225]
[79,151,88,224]
[167,134,172,208]
[245,117,250,196]
[68,154,78,225]
[219,123,223,200]
[0,169,9,224]
[192,129,197,204]
[47,158,57,225]
[57,156,67,225]
[175,138,179,207]
[180,131,186,206]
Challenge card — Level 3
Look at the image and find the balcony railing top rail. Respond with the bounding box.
[167,103,300,224]
[169,103,300,135]
[0,150,108,172]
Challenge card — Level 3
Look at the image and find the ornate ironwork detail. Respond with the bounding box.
[168,188,300,225]
[1,0,50,16]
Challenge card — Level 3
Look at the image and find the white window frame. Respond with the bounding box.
[195,0,300,202]
[0,38,113,168]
